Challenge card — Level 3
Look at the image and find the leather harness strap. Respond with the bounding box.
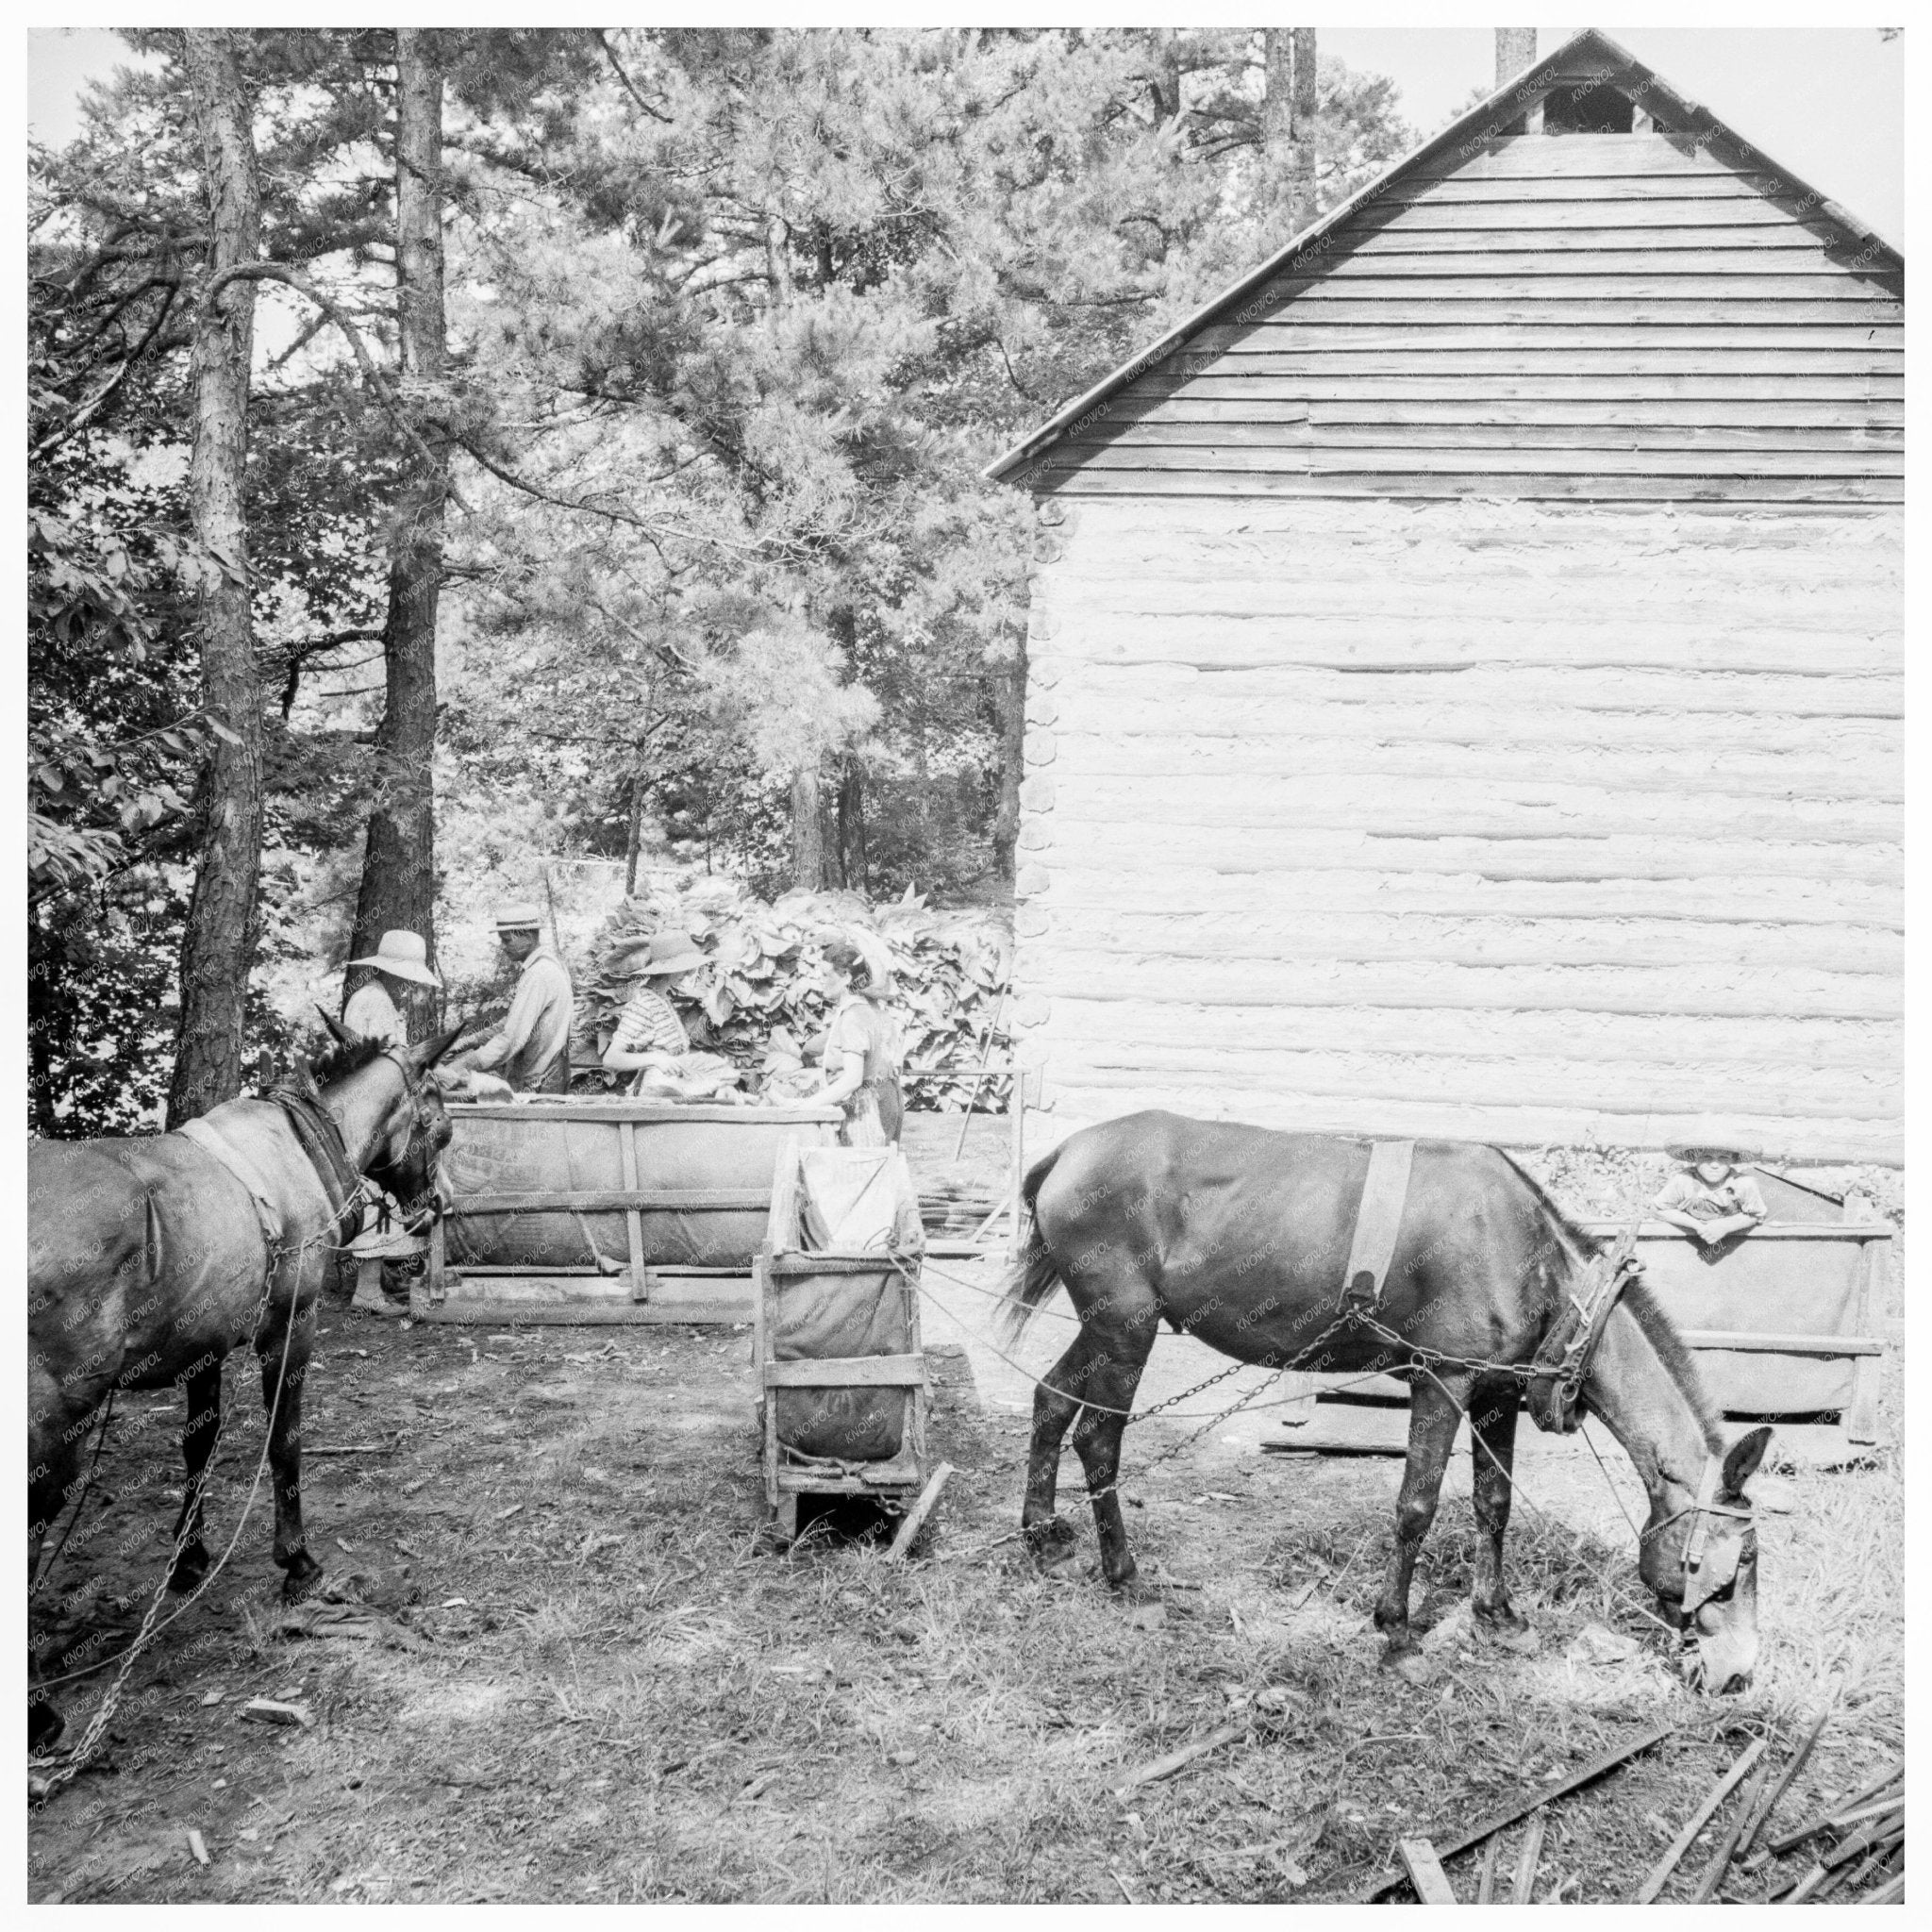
[1340,1139,1416,1315]
[1524,1217,1645,1434]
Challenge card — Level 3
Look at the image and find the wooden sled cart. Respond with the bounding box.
[754,1139,930,1541]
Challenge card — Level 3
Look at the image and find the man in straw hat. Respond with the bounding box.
[600,929,719,1096]
[342,928,441,1047]
[1652,1145,1767,1248]
[457,902,575,1098]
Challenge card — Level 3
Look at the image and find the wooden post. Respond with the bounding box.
[1844,1233,1885,1442]
[619,1118,647,1303]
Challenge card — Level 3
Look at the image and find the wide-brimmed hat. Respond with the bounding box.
[347,928,441,987]
[612,930,707,976]
[493,901,542,933]
[1668,1144,1756,1167]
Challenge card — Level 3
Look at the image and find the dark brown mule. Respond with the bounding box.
[1005,1113,1770,1689]
[27,1025,460,1747]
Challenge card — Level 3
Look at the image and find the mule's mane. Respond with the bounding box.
[312,1035,391,1087]
[1497,1150,1723,1453]
[1620,1275,1724,1453]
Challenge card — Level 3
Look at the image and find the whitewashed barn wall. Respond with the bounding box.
[1012,495,1902,1163]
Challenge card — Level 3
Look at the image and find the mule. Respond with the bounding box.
[27,1025,460,1748]
[1004,1114,1770,1690]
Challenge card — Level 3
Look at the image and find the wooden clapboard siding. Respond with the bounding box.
[1024,130,1899,502]
[1011,496,1901,1161]
[996,43,1902,1165]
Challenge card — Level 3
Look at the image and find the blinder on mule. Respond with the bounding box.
[1524,1219,1646,1434]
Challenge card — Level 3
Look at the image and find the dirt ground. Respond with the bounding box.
[27,1123,1905,1905]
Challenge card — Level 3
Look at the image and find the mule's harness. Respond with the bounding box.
[1331,1139,1647,1433]
[1337,1141,1753,1609]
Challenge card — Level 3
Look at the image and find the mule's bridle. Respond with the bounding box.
[1642,1452,1755,1612]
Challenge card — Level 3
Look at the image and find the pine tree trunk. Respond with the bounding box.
[1262,29,1293,159]
[1291,28,1318,235]
[991,641,1026,884]
[836,756,868,892]
[791,766,824,890]
[167,30,264,1130]
[347,25,446,1039]
[625,766,646,895]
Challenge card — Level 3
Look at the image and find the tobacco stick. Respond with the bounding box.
[1736,1709,1830,1859]
[1631,1737,1767,1904]
[1357,1717,1676,1902]
[1690,1753,1773,1903]
[1396,1838,1458,1905]
[1511,1811,1546,1906]
[1475,1831,1502,1904]
[1770,1764,1904,1857]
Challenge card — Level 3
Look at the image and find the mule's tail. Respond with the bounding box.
[1001,1142,1068,1343]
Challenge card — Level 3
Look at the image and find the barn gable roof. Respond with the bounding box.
[985,27,1903,485]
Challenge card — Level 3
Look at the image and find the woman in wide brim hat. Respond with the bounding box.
[342,928,441,1049]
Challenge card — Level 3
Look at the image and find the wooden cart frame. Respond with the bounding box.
[415,1100,841,1326]
[753,1139,929,1540]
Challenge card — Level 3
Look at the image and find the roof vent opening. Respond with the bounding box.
[1541,83,1637,135]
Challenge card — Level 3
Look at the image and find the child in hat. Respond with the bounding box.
[601,931,708,1095]
[1652,1147,1767,1247]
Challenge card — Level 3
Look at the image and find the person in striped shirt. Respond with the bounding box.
[600,931,705,1093]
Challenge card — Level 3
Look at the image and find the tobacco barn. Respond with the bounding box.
[988,28,1902,1167]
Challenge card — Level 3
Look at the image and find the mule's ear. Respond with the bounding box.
[288,1055,325,1102]
[1722,1424,1774,1497]
[314,1004,356,1048]
[413,1019,469,1071]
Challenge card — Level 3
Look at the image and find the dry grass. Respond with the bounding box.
[27,1309,1904,1905]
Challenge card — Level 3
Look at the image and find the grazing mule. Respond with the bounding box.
[1004,1113,1770,1690]
[28,1026,460,1747]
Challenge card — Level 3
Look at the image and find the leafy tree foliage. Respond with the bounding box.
[26,27,1412,1129]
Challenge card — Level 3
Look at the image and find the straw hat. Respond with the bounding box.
[612,930,707,976]
[1667,1144,1756,1168]
[346,928,441,987]
[493,901,542,932]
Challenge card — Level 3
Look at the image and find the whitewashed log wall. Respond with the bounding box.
[1001,84,1903,1166]
[1013,496,1901,1163]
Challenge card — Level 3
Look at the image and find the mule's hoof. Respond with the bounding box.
[28,1698,64,1753]
[167,1545,209,1594]
[1024,1519,1076,1572]
[280,1554,324,1604]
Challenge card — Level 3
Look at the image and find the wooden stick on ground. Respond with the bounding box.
[1397,1839,1457,1905]
[1770,1766,1904,1857]
[1631,1738,1767,1905]
[1690,1754,1774,1903]
[1115,1719,1253,1796]
[1512,1811,1546,1905]
[1863,1871,1906,1906]
[885,1462,955,1562]
[1736,1709,1830,1859]
[1475,1831,1503,1904]
[1357,1718,1677,1902]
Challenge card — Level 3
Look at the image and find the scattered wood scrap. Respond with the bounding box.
[1359,1717,1675,1902]
[1116,1718,1257,1795]
[1396,1838,1457,1905]
[1631,1737,1767,1903]
[240,1698,312,1729]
